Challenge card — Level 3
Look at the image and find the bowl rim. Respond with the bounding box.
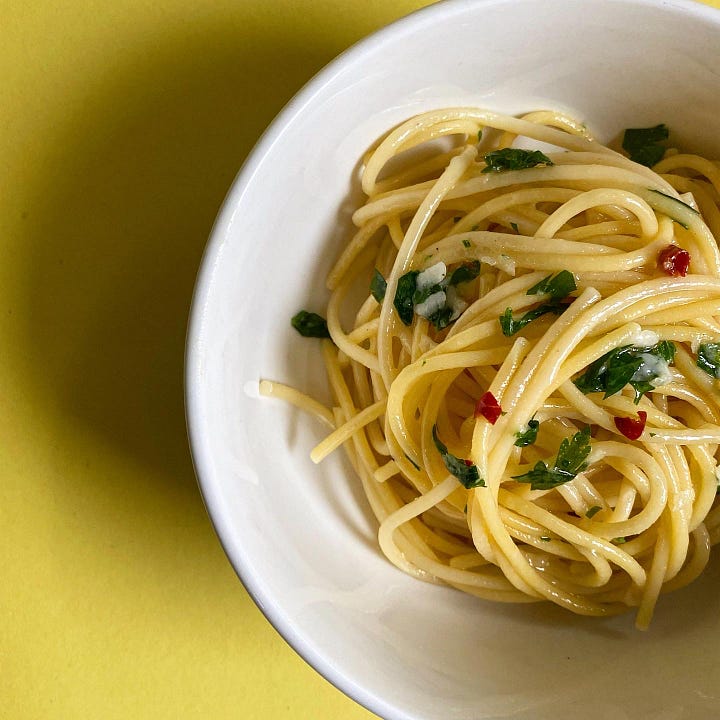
[185,0,720,717]
[185,2,457,715]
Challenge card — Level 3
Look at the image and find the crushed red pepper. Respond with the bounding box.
[474,391,502,424]
[614,411,648,440]
[658,244,690,277]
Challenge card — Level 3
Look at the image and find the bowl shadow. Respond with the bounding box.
[18,17,340,490]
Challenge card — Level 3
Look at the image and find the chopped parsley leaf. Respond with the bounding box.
[585,505,602,519]
[697,343,720,379]
[432,425,485,489]
[427,306,453,330]
[412,282,443,307]
[499,271,575,336]
[527,270,576,299]
[448,260,481,286]
[291,310,331,338]
[652,340,676,362]
[554,426,592,476]
[482,148,553,173]
[573,341,676,403]
[462,238,472,248]
[499,300,571,336]
[370,268,387,302]
[394,270,419,325]
[622,124,669,167]
[514,418,540,447]
[510,222,519,233]
[393,261,480,329]
[512,427,591,491]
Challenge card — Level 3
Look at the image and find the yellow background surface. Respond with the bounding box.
[2,1,718,718]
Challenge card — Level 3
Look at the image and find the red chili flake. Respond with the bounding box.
[474,391,502,424]
[464,459,473,467]
[658,244,690,276]
[614,411,648,440]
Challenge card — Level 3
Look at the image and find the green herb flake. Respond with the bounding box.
[432,425,485,489]
[482,148,553,173]
[612,536,627,545]
[499,271,575,337]
[462,238,472,248]
[622,124,669,167]
[697,343,720,379]
[470,224,480,231]
[527,270,577,299]
[499,300,571,337]
[510,222,519,233]
[477,129,483,142]
[427,306,453,331]
[394,260,481,330]
[291,310,331,339]
[412,282,444,307]
[654,340,677,362]
[585,505,602,519]
[514,418,540,447]
[554,426,592,476]
[393,270,419,325]
[512,427,591,491]
[370,268,387,303]
[448,260,481,286]
[573,341,676,403]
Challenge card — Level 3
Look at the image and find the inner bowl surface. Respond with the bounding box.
[186,1,720,718]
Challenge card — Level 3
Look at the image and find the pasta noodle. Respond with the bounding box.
[263,108,720,629]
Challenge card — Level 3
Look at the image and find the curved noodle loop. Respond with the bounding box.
[267,108,720,629]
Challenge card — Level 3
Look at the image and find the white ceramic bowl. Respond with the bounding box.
[186,1,720,718]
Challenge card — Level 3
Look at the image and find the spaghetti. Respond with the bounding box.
[262,108,720,628]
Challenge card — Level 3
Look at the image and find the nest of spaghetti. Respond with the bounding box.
[266,108,720,629]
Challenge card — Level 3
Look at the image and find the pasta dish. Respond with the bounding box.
[261,108,720,629]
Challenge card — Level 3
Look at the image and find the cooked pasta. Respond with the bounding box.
[262,108,720,629]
